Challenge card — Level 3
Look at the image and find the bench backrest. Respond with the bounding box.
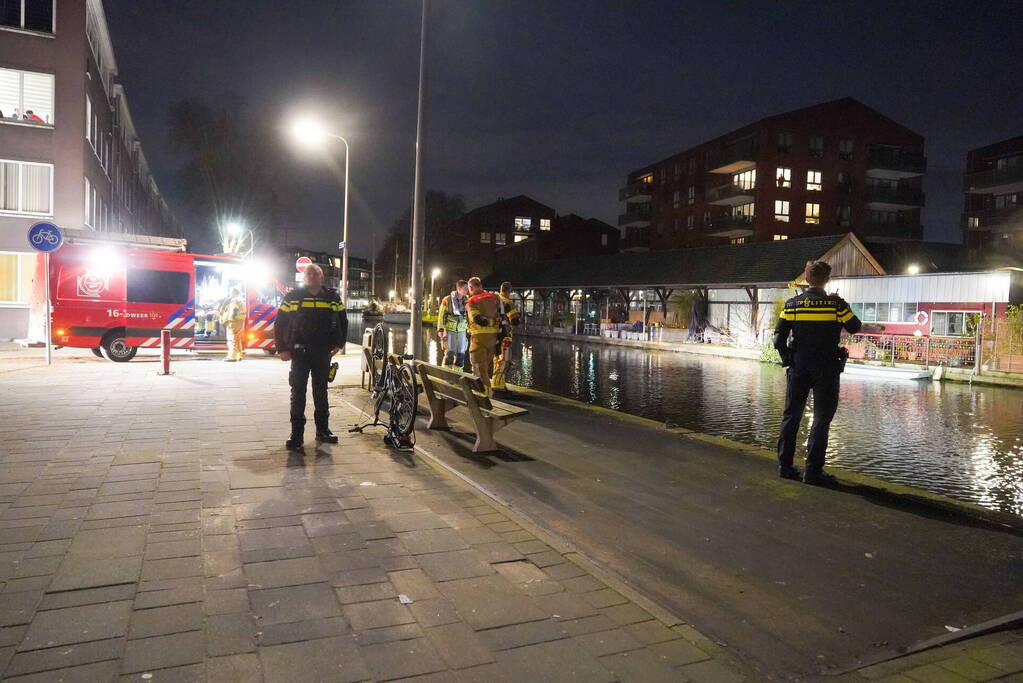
[416,362,492,411]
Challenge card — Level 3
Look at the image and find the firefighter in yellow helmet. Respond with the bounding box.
[219,286,247,362]
[491,281,519,394]
[465,277,501,396]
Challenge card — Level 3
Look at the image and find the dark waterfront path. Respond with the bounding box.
[404,385,1023,679]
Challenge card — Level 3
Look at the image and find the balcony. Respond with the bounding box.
[619,181,654,203]
[706,140,758,174]
[964,164,1023,195]
[861,218,922,241]
[865,185,925,209]
[866,147,927,179]
[618,206,651,228]
[706,183,756,206]
[704,214,755,238]
[962,207,1023,231]
[619,228,651,252]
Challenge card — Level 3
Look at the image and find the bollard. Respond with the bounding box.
[158,329,172,375]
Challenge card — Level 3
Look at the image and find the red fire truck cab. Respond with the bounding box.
[29,230,285,362]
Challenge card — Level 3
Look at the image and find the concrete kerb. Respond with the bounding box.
[339,391,756,680]
[505,383,1023,535]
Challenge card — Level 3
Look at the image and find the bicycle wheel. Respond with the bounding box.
[388,363,419,437]
[372,323,388,361]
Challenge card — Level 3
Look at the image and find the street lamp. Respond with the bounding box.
[388,289,396,304]
[430,267,441,315]
[287,117,351,307]
[907,263,921,275]
[226,221,253,258]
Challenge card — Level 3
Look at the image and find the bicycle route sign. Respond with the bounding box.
[28,222,64,253]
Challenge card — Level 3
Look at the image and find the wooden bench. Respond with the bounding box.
[416,361,528,453]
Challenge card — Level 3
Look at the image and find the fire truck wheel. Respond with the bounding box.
[90,347,103,358]
[101,333,138,362]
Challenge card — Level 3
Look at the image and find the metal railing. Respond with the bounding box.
[843,333,976,368]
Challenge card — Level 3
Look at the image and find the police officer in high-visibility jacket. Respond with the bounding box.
[774,260,861,486]
[491,281,520,394]
[274,264,348,453]
[465,277,502,396]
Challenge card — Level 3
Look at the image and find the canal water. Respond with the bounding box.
[350,314,1023,516]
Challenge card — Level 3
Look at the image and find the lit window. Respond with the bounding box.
[480,231,491,244]
[967,216,979,229]
[495,232,506,246]
[513,216,532,231]
[777,132,793,153]
[0,252,35,304]
[931,311,980,337]
[733,202,755,218]
[687,186,695,205]
[839,138,854,160]
[0,0,54,33]
[703,211,711,225]
[776,168,791,188]
[806,170,822,191]
[0,68,55,125]
[84,177,91,227]
[672,190,680,208]
[514,234,527,243]
[809,136,824,158]
[805,203,821,224]
[773,234,788,241]
[774,200,790,222]
[0,159,52,215]
[733,169,756,190]
[731,237,748,245]
[539,218,551,231]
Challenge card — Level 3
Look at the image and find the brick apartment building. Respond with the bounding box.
[494,213,619,269]
[275,248,372,306]
[0,0,179,338]
[618,97,926,252]
[963,135,1023,265]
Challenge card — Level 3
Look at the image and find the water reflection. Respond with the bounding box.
[348,315,1023,515]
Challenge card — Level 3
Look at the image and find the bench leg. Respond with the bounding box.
[426,397,452,430]
[472,418,498,452]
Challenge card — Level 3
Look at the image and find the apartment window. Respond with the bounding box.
[513,216,531,231]
[869,210,899,225]
[0,159,52,215]
[776,167,791,188]
[731,237,748,245]
[660,167,666,183]
[777,132,793,153]
[673,217,681,232]
[806,170,822,191]
[674,163,681,179]
[687,185,695,205]
[733,202,755,218]
[839,138,854,160]
[686,215,695,230]
[931,311,980,338]
[994,193,1019,209]
[805,202,821,224]
[656,222,665,236]
[0,252,34,304]
[601,233,608,246]
[495,232,506,246]
[0,0,54,33]
[479,231,491,244]
[539,218,551,231]
[773,234,789,241]
[967,215,979,229]
[703,211,711,225]
[837,205,851,227]
[514,234,528,243]
[84,177,91,227]
[837,171,851,191]
[672,190,680,208]
[733,168,756,190]
[809,136,824,158]
[687,157,696,174]
[0,67,54,125]
[774,200,790,222]
[85,95,92,142]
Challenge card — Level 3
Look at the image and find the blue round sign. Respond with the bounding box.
[28,222,63,253]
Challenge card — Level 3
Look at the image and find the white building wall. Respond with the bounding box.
[830,272,1011,304]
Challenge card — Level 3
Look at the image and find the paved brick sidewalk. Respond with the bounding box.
[0,351,744,681]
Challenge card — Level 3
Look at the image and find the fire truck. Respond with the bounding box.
[28,229,285,362]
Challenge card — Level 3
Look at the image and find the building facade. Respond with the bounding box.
[446,195,556,279]
[277,248,372,307]
[963,135,1023,266]
[619,98,926,253]
[493,213,619,269]
[0,0,179,338]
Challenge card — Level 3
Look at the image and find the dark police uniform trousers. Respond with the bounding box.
[774,287,861,474]
[274,287,348,436]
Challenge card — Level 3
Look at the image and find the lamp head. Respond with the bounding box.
[907,264,921,275]
[288,117,329,146]
[431,268,441,278]
[226,221,244,235]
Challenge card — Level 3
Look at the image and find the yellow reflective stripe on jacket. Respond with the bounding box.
[278,301,299,312]
[836,309,854,323]
[781,311,840,322]
[299,300,333,309]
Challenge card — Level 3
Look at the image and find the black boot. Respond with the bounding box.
[778,465,802,481]
[286,433,304,452]
[315,429,339,444]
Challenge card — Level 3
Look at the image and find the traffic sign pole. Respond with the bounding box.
[44,252,51,366]
[28,222,63,367]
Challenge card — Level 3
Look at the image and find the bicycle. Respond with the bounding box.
[350,323,419,449]
[31,229,59,246]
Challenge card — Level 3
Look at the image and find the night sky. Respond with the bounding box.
[105,0,1022,256]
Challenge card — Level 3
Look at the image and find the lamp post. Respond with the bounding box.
[226,221,253,258]
[409,0,429,359]
[287,118,351,306]
[430,267,441,315]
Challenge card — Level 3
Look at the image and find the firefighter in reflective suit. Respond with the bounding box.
[274,264,348,453]
[774,260,861,486]
[466,277,502,396]
[490,281,520,394]
[220,287,247,362]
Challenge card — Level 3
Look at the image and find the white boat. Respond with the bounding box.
[844,363,933,380]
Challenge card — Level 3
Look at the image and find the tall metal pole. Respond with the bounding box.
[370,231,376,298]
[409,0,428,359]
[337,136,351,307]
[44,252,51,366]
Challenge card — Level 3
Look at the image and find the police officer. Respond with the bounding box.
[274,264,348,453]
[774,260,861,485]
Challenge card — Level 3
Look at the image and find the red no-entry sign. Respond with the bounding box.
[295,256,312,272]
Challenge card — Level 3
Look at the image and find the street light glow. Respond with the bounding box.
[431,268,441,278]
[226,221,244,235]
[288,117,329,147]
[907,264,921,275]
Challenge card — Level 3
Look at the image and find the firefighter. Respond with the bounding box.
[774,260,862,486]
[465,277,502,396]
[219,287,247,362]
[437,280,468,368]
[274,264,348,453]
[491,281,520,394]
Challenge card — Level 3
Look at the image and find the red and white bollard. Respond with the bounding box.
[158,329,172,376]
